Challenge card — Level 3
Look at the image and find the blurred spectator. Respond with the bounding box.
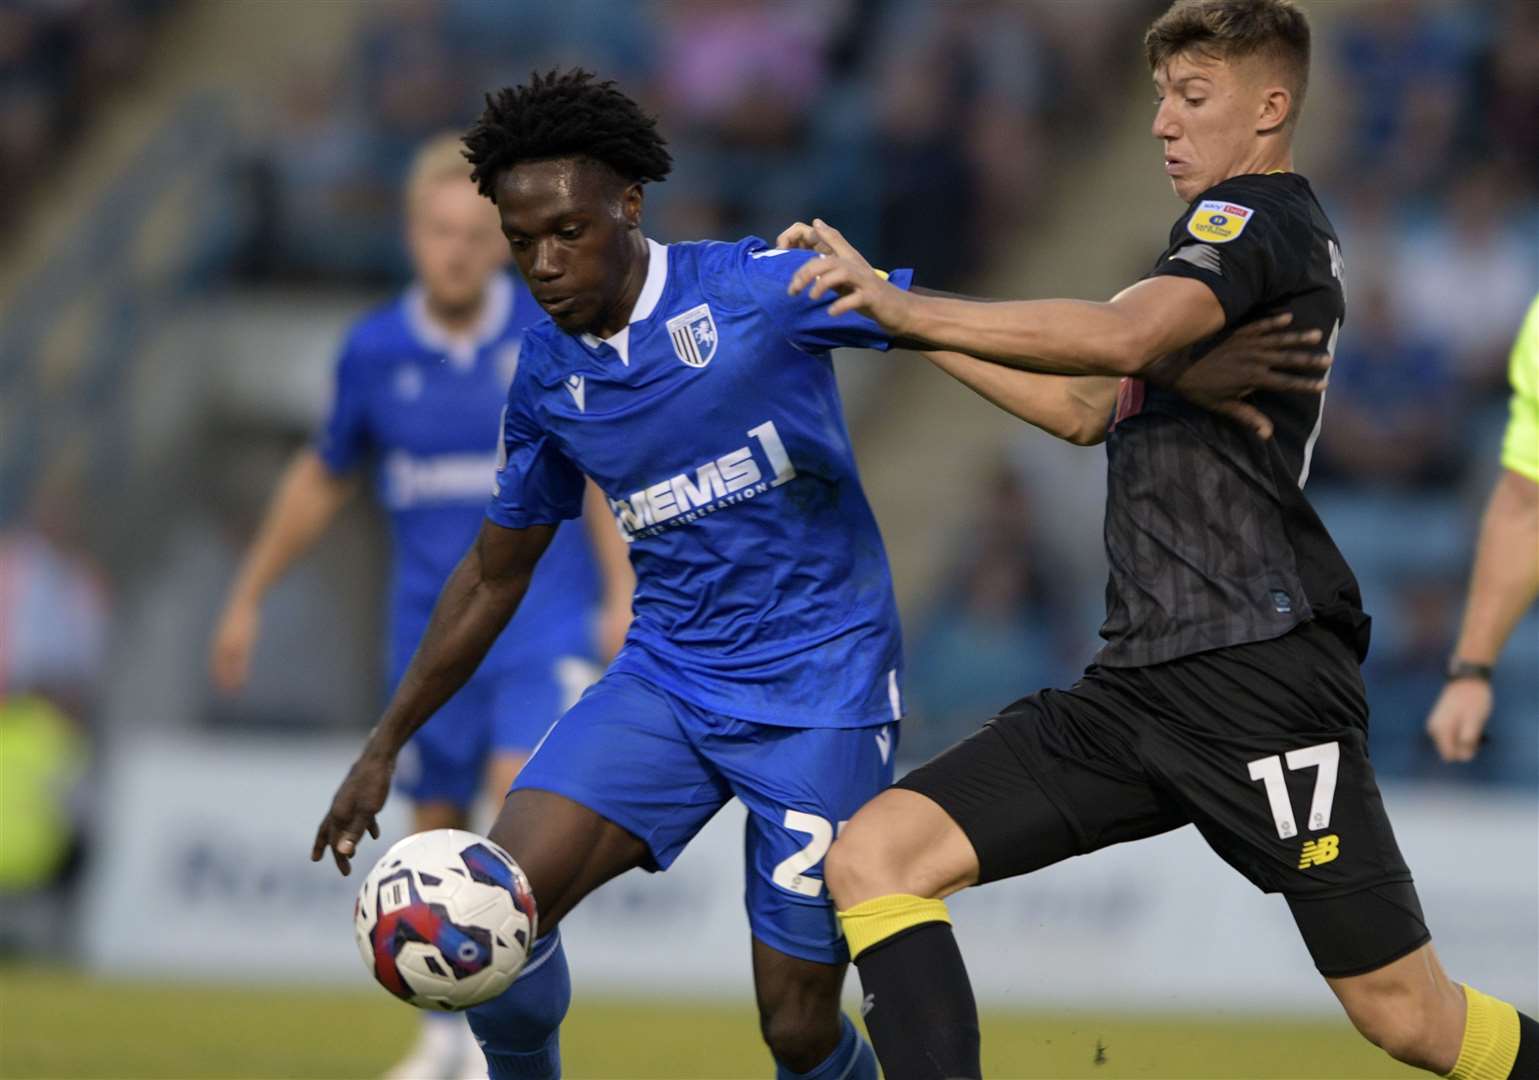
[0,462,103,956]
[0,0,170,229]
[1393,168,1539,397]
[906,461,1073,756]
[247,0,1151,287]
[0,695,88,897]
[1333,0,1475,199]
[1483,1,1539,179]
[1312,281,1460,489]
[0,465,111,719]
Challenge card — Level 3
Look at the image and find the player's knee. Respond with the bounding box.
[757,991,839,1071]
[824,824,907,910]
[826,793,969,909]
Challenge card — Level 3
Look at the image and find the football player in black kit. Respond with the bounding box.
[778,1,1538,1078]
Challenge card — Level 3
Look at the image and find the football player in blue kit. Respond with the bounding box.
[213,134,633,1080]
[312,71,909,1080]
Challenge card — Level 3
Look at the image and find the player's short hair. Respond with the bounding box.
[405,132,477,211]
[463,68,673,201]
[1145,0,1311,122]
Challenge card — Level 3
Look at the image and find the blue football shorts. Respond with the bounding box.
[513,670,899,965]
[395,655,603,810]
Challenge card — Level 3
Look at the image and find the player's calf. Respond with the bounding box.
[1330,943,1539,1078]
[1330,945,1466,1072]
[750,940,865,1076]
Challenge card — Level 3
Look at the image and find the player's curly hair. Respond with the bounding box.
[1145,0,1310,119]
[463,68,673,200]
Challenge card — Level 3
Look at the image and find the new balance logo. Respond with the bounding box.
[1298,834,1340,869]
[860,993,876,1018]
[564,374,585,412]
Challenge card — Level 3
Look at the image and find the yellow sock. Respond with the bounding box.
[1446,985,1521,1080]
[838,894,951,961]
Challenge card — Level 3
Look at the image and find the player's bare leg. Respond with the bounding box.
[488,786,650,929]
[822,789,984,1080]
[750,939,848,1072]
[1332,941,1539,1076]
[1326,943,1466,1073]
[825,790,980,906]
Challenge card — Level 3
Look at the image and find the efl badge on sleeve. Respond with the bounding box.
[666,303,718,368]
[1187,200,1254,244]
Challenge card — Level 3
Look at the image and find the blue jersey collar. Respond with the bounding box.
[579,238,668,366]
[404,273,515,369]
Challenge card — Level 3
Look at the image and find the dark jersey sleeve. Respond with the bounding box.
[1148,178,1314,327]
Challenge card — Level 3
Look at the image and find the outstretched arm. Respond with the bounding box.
[312,518,556,873]
[785,221,1225,376]
[776,220,1327,438]
[211,448,356,693]
[922,313,1328,444]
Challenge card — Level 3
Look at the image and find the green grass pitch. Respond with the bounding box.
[0,968,1419,1078]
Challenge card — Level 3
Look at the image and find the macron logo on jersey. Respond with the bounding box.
[564,374,586,412]
[609,421,796,541]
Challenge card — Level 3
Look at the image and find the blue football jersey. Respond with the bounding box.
[316,273,600,680]
[487,238,911,727]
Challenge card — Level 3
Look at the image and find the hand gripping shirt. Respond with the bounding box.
[317,273,600,679]
[487,238,913,727]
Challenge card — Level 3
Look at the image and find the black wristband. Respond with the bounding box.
[1445,658,1494,682]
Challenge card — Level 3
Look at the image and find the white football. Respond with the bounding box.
[354,829,537,1011]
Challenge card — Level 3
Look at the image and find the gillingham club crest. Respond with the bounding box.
[1186,200,1254,244]
[666,303,718,368]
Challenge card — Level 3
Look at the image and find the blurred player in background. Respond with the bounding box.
[211,134,633,1080]
[1426,296,1539,762]
[781,1,1539,1078]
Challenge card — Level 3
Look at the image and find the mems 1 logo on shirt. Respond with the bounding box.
[608,421,796,541]
[1187,201,1254,244]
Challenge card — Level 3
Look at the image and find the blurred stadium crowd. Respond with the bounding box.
[1,0,1536,944]
[240,0,1141,288]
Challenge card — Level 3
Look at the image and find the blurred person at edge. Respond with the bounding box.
[210,134,633,1080]
[1426,296,1539,765]
[0,460,105,918]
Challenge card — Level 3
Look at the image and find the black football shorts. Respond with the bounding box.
[897,621,1430,978]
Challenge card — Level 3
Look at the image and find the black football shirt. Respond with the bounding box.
[1097,171,1370,667]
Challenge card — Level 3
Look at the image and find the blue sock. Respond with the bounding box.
[774,1014,877,1080]
[466,930,570,1080]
